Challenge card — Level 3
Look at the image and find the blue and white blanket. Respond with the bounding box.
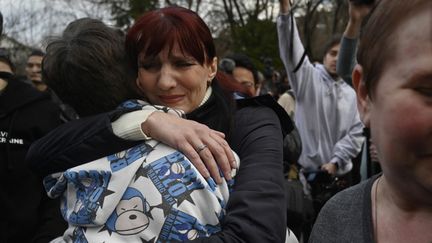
[44,100,237,243]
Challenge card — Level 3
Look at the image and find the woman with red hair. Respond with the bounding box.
[29,6,292,243]
[121,6,289,242]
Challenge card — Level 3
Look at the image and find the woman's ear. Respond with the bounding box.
[353,64,371,127]
[207,57,218,83]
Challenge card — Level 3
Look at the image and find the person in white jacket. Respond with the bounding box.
[277,0,364,177]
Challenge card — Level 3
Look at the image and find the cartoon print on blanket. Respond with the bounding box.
[43,100,235,242]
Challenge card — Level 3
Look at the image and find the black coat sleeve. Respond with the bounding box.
[192,106,286,243]
[33,182,68,243]
[27,109,140,177]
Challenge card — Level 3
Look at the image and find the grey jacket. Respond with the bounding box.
[277,14,364,174]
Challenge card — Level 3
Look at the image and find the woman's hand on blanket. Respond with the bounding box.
[142,112,237,184]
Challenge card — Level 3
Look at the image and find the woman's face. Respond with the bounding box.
[136,45,217,113]
[356,9,432,193]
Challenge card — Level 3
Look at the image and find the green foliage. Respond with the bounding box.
[129,0,158,20]
[229,19,282,72]
[108,0,159,29]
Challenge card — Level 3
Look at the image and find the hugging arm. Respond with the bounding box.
[27,109,139,177]
[141,110,236,182]
[27,101,235,182]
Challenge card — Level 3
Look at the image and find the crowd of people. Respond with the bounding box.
[0,0,431,242]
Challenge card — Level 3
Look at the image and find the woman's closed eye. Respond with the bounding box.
[415,87,432,97]
[409,73,432,98]
[174,60,195,68]
[139,61,160,70]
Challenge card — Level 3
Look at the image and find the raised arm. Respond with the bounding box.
[279,0,290,13]
[344,1,373,39]
[337,0,374,85]
[277,0,317,100]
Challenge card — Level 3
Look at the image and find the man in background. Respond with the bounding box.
[0,16,66,241]
[24,49,79,121]
[25,50,46,91]
[277,0,364,177]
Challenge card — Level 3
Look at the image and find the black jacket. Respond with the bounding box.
[28,94,289,243]
[0,74,66,243]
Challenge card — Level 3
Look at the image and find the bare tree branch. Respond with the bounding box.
[232,0,245,26]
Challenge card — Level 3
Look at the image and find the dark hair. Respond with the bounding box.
[349,0,374,5]
[0,47,15,72]
[225,53,259,85]
[43,18,138,116]
[126,6,215,72]
[322,35,341,58]
[357,0,432,98]
[29,49,45,58]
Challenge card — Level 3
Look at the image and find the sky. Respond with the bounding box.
[0,0,112,48]
[0,0,311,48]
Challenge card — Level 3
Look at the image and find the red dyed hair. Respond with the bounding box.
[126,6,214,71]
[125,6,248,96]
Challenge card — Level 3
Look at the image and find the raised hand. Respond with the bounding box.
[279,0,291,14]
[348,0,374,23]
[344,0,374,38]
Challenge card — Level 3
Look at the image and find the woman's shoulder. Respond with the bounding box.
[235,101,277,119]
[235,94,294,136]
[233,105,280,139]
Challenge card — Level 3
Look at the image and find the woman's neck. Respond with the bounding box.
[198,86,212,107]
[186,84,233,137]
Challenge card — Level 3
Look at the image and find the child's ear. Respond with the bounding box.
[353,64,371,127]
[136,77,142,90]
